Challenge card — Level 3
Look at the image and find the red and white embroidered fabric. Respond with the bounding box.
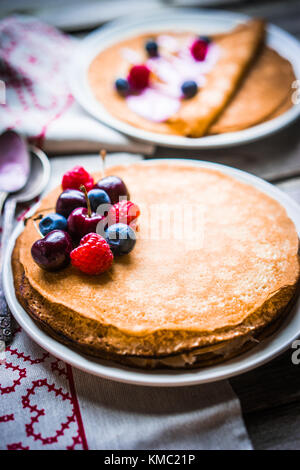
[1,327,88,450]
[0,323,252,450]
[0,16,153,154]
[0,16,74,141]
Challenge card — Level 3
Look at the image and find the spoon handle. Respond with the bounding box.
[0,191,8,214]
[0,198,17,343]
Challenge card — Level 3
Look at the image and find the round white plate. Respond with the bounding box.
[4,159,300,386]
[69,8,300,149]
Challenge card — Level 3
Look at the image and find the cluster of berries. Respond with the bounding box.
[115,36,211,100]
[31,166,140,275]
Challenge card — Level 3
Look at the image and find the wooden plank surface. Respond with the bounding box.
[244,400,300,449]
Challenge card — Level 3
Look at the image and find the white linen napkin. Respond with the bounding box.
[73,370,252,450]
[0,15,154,155]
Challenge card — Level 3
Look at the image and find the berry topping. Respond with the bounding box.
[88,188,111,213]
[39,213,68,236]
[127,64,151,90]
[70,233,113,275]
[95,175,129,205]
[31,230,73,271]
[68,207,105,239]
[105,223,136,256]
[181,80,198,99]
[56,189,87,218]
[62,166,94,192]
[115,78,130,97]
[107,200,140,227]
[145,40,159,58]
[190,38,209,61]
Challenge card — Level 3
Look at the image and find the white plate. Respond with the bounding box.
[69,8,300,149]
[3,159,300,386]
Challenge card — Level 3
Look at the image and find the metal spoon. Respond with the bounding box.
[0,145,51,343]
[0,131,30,213]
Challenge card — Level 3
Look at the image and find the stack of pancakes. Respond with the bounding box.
[12,163,300,368]
[89,19,296,137]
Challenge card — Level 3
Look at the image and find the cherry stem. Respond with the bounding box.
[100,149,106,179]
[80,185,92,217]
[33,215,44,238]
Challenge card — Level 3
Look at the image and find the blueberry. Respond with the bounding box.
[115,78,130,97]
[88,188,111,213]
[105,223,136,256]
[39,213,68,236]
[145,40,158,57]
[198,35,211,44]
[181,80,198,99]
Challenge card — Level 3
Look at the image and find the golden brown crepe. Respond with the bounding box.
[12,163,300,368]
[168,19,265,136]
[88,19,295,137]
[88,31,189,136]
[208,46,295,134]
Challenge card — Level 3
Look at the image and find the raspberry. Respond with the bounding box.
[190,39,209,61]
[70,233,113,275]
[127,64,150,90]
[62,166,94,192]
[107,201,140,227]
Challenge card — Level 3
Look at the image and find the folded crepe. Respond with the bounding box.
[208,46,295,134]
[168,19,266,137]
[88,18,295,137]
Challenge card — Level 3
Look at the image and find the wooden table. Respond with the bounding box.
[3,0,300,450]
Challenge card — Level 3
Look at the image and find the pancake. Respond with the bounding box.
[12,163,300,368]
[168,19,265,136]
[208,46,295,134]
[88,31,195,136]
[88,19,295,137]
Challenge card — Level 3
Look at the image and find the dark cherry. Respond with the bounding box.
[31,230,73,271]
[67,207,106,240]
[94,176,129,205]
[56,189,87,218]
[67,185,107,239]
